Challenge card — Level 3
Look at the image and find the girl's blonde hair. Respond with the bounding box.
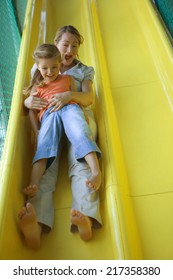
[54,25,84,46]
[24,44,61,96]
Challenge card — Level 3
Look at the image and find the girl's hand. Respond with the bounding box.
[48,91,72,112]
[24,92,48,110]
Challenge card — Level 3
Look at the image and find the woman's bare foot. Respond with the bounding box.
[86,170,101,191]
[23,185,38,197]
[70,209,92,241]
[18,202,42,249]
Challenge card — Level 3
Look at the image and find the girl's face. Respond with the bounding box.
[37,57,61,83]
[56,32,80,66]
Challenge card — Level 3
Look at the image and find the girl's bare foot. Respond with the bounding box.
[18,202,42,249]
[86,170,101,191]
[70,209,92,241]
[23,185,38,197]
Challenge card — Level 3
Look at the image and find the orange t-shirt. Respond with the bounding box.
[36,75,73,121]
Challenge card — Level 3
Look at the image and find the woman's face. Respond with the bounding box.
[56,32,80,66]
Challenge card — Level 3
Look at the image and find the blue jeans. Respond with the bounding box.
[33,104,101,164]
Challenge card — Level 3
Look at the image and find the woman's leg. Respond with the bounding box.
[18,147,61,249]
[18,202,42,249]
[67,109,102,240]
[27,156,60,231]
[70,208,92,241]
[18,109,63,247]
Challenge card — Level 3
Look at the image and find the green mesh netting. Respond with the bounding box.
[0,0,27,159]
[13,0,28,34]
[155,0,173,37]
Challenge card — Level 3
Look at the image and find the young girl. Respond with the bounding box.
[24,43,102,199]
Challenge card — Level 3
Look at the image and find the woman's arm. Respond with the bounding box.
[48,79,94,111]
[28,88,40,133]
[24,92,48,110]
[24,86,41,138]
[29,109,40,149]
[71,79,93,106]
[29,109,40,134]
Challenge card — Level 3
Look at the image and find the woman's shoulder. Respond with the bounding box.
[72,60,95,81]
[76,60,94,71]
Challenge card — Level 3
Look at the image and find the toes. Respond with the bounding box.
[86,180,94,189]
[18,207,27,219]
[18,203,36,221]
[70,208,77,217]
[23,185,38,196]
[86,180,97,191]
[26,202,33,212]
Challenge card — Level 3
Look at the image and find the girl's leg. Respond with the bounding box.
[24,158,47,196]
[84,152,101,191]
[24,109,63,197]
[62,104,101,161]
[30,158,47,185]
[62,104,101,191]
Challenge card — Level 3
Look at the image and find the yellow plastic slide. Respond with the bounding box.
[1,0,173,260]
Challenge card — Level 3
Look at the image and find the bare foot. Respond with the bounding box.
[86,170,101,191]
[70,209,92,241]
[18,202,42,249]
[23,185,38,197]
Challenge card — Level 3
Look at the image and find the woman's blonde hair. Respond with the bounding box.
[24,44,61,96]
[54,25,84,45]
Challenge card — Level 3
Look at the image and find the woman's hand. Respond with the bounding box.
[48,91,72,112]
[24,92,48,110]
[33,130,39,151]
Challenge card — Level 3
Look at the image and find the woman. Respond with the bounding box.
[18,26,102,249]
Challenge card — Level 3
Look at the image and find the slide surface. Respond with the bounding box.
[0,0,173,260]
